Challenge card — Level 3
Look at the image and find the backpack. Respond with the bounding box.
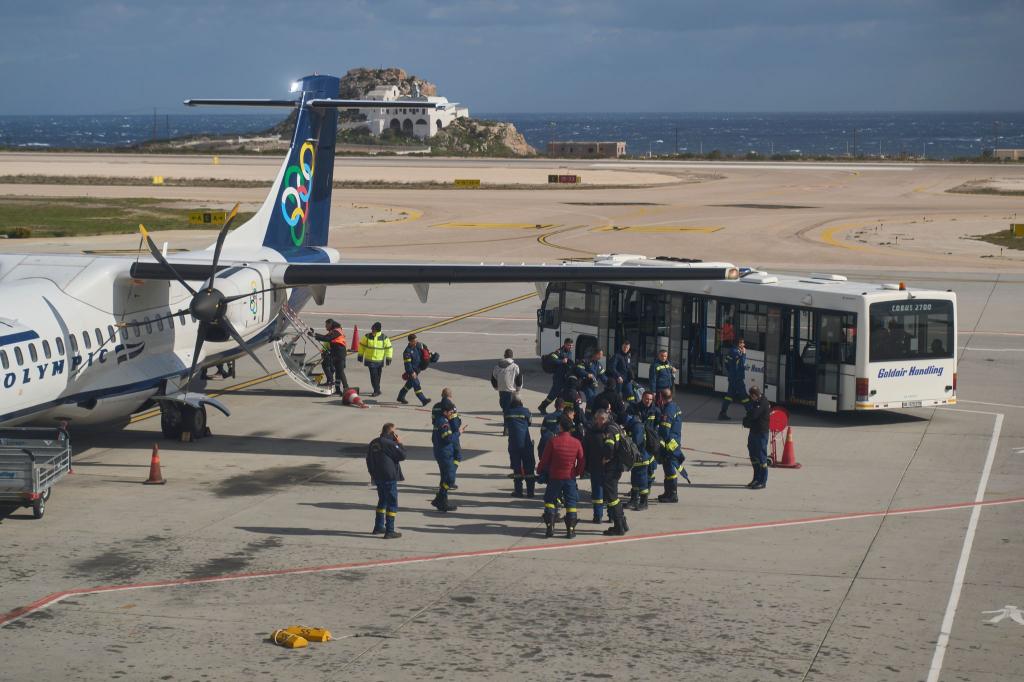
[541,352,560,374]
[419,343,438,370]
[611,424,643,468]
[643,423,662,460]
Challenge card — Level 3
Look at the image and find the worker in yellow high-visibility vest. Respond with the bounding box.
[358,321,393,397]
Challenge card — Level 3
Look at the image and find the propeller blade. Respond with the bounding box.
[139,224,197,296]
[185,321,209,388]
[208,203,239,286]
[220,317,271,376]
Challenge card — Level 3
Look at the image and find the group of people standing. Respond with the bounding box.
[365,330,773,542]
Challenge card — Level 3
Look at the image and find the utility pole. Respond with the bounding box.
[674,125,678,154]
[852,128,858,158]
[151,107,157,142]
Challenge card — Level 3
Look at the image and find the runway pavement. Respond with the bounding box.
[0,154,1022,680]
[0,275,1021,681]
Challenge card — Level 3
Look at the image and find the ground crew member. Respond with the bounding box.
[505,397,535,497]
[744,386,771,489]
[366,422,405,539]
[313,319,348,395]
[591,381,627,424]
[398,333,432,406]
[574,348,606,409]
[358,322,393,397]
[431,404,459,512]
[538,417,586,539]
[608,340,635,403]
[656,388,688,502]
[624,411,653,511]
[718,338,751,420]
[649,348,677,392]
[538,398,565,459]
[491,349,523,435]
[538,338,574,413]
[432,390,464,487]
[631,390,661,507]
[583,409,629,536]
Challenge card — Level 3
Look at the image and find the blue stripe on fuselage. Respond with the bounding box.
[0,330,40,347]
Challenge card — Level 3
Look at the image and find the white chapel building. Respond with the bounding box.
[355,84,470,140]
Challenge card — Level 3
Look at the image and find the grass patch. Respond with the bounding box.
[0,197,253,238]
[947,181,1024,197]
[972,229,1024,251]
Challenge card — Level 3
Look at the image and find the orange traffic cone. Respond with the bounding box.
[144,444,167,484]
[352,324,359,349]
[777,427,802,469]
[342,388,368,409]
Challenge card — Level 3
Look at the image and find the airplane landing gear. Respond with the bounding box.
[160,402,208,440]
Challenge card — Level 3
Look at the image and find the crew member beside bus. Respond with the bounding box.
[718,338,750,420]
[608,340,636,403]
[539,338,575,414]
[649,348,677,392]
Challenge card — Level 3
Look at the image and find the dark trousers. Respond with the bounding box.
[602,472,623,519]
[367,362,383,393]
[630,460,651,495]
[399,375,428,403]
[509,442,536,495]
[498,391,514,417]
[435,449,457,491]
[721,383,751,415]
[373,480,398,532]
[544,479,579,523]
[748,431,769,486]
[589,471,606,520]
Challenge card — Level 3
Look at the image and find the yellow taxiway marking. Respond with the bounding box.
[537,230,598,255]
[433,222,558,230]
[593,225,722,234]
[818,222,875,251]
[355,203,423,224]
[128,291,538,424]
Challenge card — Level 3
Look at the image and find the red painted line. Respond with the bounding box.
[3,494,1023,628]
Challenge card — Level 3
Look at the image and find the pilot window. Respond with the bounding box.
[29,344,38,362]
[42,340,51,359]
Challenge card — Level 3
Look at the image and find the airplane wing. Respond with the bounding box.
[129,259,739,286]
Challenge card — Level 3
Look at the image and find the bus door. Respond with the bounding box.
[536,284,561,355]
[687,296,716,388]
[785,308,817,406]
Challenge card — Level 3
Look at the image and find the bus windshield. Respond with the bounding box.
[869,299,954,363]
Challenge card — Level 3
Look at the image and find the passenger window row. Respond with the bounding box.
[0,313,192,371]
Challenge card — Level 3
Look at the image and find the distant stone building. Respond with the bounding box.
[993,148,1024,161]
[349,84,470,140]
[547,141,626,158]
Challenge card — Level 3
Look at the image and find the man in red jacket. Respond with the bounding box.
[538,416,586,539]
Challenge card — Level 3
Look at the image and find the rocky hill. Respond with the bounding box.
[429,119,536,157]
[339,67,436,99]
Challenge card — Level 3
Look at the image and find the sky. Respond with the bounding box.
[1,0,1022,114]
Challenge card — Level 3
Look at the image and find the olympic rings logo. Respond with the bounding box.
[279,141,316,246]
[248,281,259,319]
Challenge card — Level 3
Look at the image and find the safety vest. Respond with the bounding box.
[360,332,393,363]
[330,330,347,347]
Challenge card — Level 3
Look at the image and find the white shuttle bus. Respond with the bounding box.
[536,255,957,413]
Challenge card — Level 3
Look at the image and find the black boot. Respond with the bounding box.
[538,399,551,414]
[658,478,679,503]
[565,517,577,539]
[511,476,524,497]
[526,477,536,498]
[638,493,649,510]
[544,514,555,538]
[619,507,630,533]
[627,489,640,511]
[603,511,625,536]
[397,390,408,404]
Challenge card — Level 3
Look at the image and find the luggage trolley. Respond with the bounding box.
[0,427,72,519]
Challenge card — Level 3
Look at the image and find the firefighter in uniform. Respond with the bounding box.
[656,388,688,502]
[608,340,636,403]
[358,322,393,397]
[718,338,751,420]
[630,390,661,509]
[649,348,677,393]
[431,404,459,512]
[398,333,432,406]
[538,338,574,414]
[432,391,463,488]
[583,409,629,536]
[574,348,606,410]
[504,397,535,497]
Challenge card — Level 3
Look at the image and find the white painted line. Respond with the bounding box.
[926,412,1004,682]
[957,400,1024,410]
[590,162,916,172]
[958,347,1024,352]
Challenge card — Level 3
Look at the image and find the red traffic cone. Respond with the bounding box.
[352,324,359,348]
[342,388,368,409]
[777,427,802,469]
[144,444,166,484]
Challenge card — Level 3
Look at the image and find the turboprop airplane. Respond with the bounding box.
[0,74,738,438]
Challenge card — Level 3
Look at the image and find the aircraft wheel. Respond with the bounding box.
[160,403,184,440]
[182,405,207,439]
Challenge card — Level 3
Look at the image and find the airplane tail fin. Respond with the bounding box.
[212,75,340,260]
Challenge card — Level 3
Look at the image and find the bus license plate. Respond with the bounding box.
[902,400,922,408]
